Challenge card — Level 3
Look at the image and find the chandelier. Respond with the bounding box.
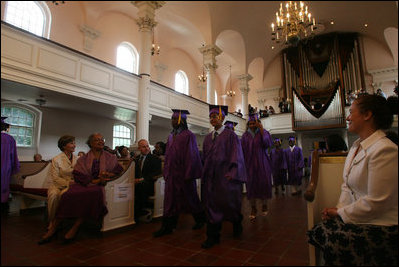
[271,1,317,46]
[226,65,235,97]
[198,54,207,82]
[51,1,65,5]
[151,29,160,56]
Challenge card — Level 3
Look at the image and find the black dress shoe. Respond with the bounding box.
[152,227,173,238]
[201,238,220,249]
[62,236,76,245]
[233,223,243,237]
[38,233,56,245]
[192,221,205,230]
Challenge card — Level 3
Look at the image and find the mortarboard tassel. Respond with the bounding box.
[218,106,222,121]
[178,111,181,125]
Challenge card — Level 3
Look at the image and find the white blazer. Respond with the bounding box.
[337,130,398,226]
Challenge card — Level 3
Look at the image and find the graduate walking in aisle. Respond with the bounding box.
[241,113,273,220]
[153,109,206,237]
[285,136,304,195]
[201,105,247,249]
[270,138,287,195]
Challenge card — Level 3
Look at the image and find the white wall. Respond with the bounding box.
[17,106,117,161]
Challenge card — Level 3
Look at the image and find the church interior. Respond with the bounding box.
[1,1,398,266]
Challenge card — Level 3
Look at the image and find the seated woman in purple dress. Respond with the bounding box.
[39,133,123,244]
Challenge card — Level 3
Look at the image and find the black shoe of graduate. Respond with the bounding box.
[201,237,220,249]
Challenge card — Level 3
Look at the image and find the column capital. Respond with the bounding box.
[133,1,165,31]
[237,73,253,83]
[199,44,222,67]
[79,24,101,52]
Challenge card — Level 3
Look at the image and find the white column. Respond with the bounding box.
[133,1,165,141]
[238,74,253,117]
[199,45,222,104]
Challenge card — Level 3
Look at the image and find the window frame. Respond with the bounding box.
[1,101,42,150]
[112,122,135,150]
[174,70,189,95]
[116,42,139,74]
[4,1,51,38]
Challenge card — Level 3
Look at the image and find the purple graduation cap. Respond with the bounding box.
[209,105,228,120]
[171,109,190,125]
[274,137,282,145]
[1,116,10,126]
[224,120,238,130]
[248,113,259,121]
[288,136,296,143]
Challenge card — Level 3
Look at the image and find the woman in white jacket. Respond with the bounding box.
[308,94,398,265]
[38,135,77,244]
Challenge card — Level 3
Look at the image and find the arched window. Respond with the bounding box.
[1,102,42,148]
[175,70,189,95]
[113,123,135,149]
[215,91,218,105]
[4,1,51,38]
[116,42,139,74]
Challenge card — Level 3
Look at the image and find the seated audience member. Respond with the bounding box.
[134,139,162,221]
[307,94,398,265]
[51,133,123,244]
[77,151,86,157]
[375,88,387,99]
[387,94,398,115]
[236,109,243,118]
[268,106,275,114]
[326,134,348,152]
[38,135,78,245]
[152,141,166,161]
[117,146,131,160]
[34,153,44,162]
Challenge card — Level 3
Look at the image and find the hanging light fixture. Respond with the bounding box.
[271,1,317,46]
[198,52,207,82]
[51,1,65,5]
[226,65,235,97]
[151,28,160,56]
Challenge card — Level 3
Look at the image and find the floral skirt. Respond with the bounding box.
[307,217,398,266]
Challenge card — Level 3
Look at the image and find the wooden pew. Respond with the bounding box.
[304,150,347,266]
[10,161,51,212]
[102,160,136,231]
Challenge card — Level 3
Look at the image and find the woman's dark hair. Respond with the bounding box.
[178,118,189,131]
[355,94,393,130]
[156,141,166,155]
[385,130,398,146]
[327,134,348,152]
[118,145,128,154]
[57,135,75,151]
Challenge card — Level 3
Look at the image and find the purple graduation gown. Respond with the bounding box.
[56,150,123,220]
[284,146,304,186]
[1,132,20,203]
[163,129,203,217]
[202,128,246,224]
[241,129,273,200]
[270,147,287,186]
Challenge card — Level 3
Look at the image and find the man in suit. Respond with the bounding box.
[134,139,162,221]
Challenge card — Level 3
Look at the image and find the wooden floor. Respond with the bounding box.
[1,187,310,266]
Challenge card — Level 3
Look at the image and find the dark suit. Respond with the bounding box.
[134,153,162,218]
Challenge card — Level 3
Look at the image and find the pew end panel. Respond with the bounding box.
[305,151,347,266]
[102,160,136,232]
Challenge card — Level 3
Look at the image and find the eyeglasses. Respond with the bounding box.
[93,138,105,142]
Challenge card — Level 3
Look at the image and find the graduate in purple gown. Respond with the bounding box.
[1,117,20,213]
[201,105,247,249]
[224,120,238,131]
[55,133,123,243]
[241,113,273,220]
[270,138,287,195]
[153,109,205,237]
[284,136,304,196]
